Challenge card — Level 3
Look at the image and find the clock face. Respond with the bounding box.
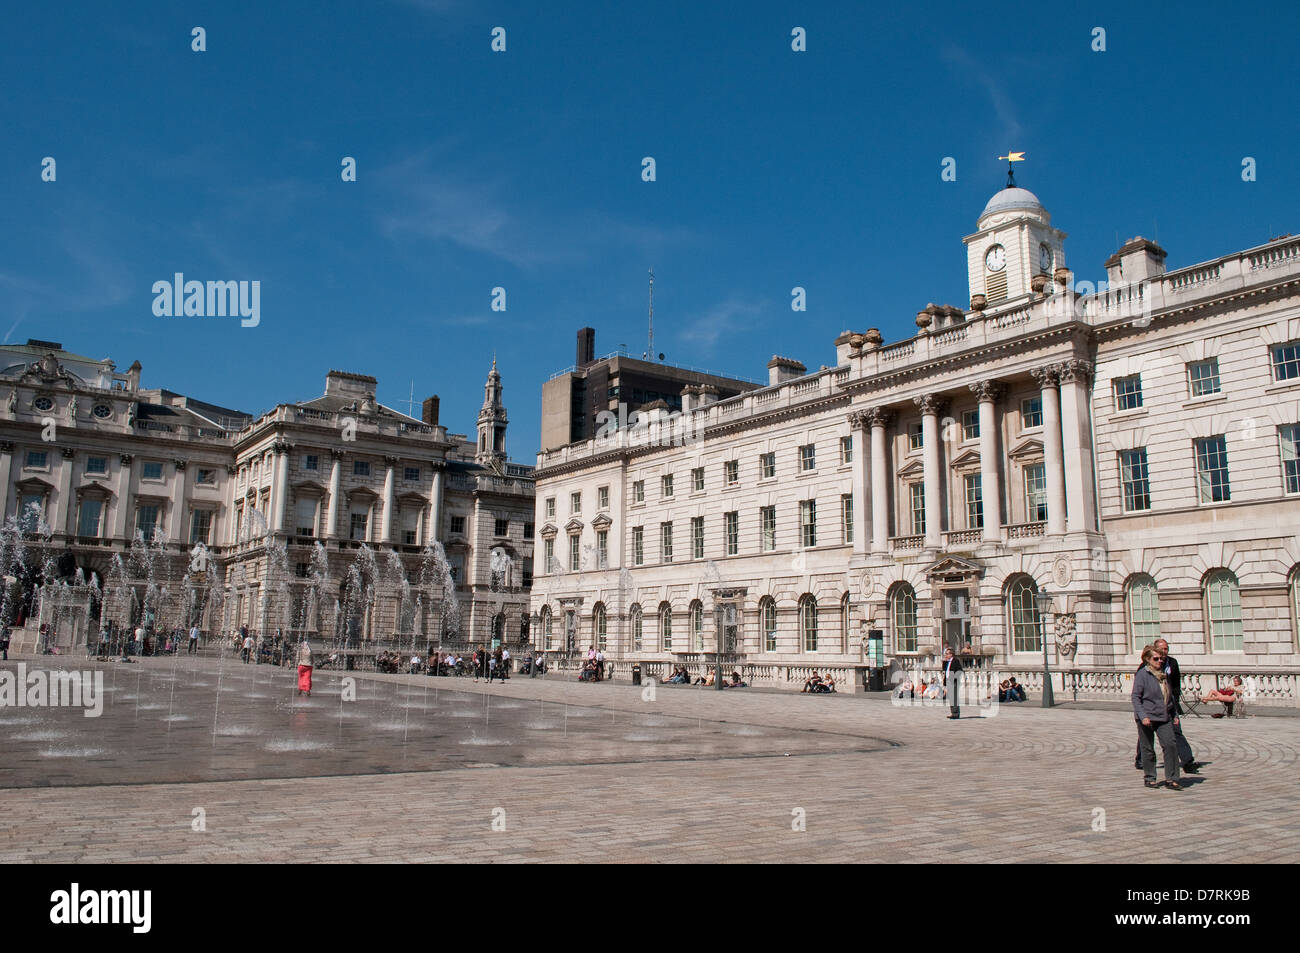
[33,396,53,412]
[1039,243,1052,273]
[985,244,1006,273]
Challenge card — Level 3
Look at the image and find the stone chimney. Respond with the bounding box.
[127,360,142,391]
[767,356,807,387]
[422,395,440,426]
[576,327,596,368]
[1105,236,1167,287]
[694,384,719,408]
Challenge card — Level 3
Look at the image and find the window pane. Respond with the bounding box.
[1206,571,1243,652]
[1195,436,1231,503]
[1009,579,1041,653]
[894,586,917,653]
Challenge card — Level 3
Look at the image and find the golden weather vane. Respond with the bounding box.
[998,151,1025,187]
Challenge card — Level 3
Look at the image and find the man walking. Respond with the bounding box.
[242,631,254,664]
[188,623,200,655]
[1133,638,1200,774]
[942,646,963,719]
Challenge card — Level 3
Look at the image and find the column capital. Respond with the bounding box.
[272,439,293,455]
[865,406,894,429]
[330,448,348,460]
[61,447,75,459]
[1030,366,1061,389]
[968,380,1004,403]
[173,458,187,470]
[0,441,12,453]
[846,410,870,431]
[913,394,949,417]
[1057,359,1093,384]
[383,455,401,468]
[119,453,134,465]
[431,461,448,474]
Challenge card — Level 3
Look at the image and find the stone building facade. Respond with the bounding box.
[0,342,534,653]
[528,184,1300,696]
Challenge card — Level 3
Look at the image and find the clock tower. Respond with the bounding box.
[963,179,1067,307]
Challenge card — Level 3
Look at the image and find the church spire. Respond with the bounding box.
[476,358,508,468]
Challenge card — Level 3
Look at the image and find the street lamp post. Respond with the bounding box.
[1036,588,1055,708]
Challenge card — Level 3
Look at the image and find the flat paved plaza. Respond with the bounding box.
[1,655,1297,863]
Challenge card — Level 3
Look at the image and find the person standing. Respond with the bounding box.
[500,646,511,680]
[0,625,9,661]
[941,646,963,719]
[98,626,109,660]
[1133,644,1183,790]
[1133,638,1199,773]
[296,639,314,696]
[242,631,254,664]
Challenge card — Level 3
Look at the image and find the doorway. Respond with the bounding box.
[942,588,971,652]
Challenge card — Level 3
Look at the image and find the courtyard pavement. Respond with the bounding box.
[0,653,1296,863]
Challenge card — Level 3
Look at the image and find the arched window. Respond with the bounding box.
[892,583,918,653]
[1205,570,1243,652]
[630,603,643,652]
[1126,575,1160,649]
[1291,568,1300,647]
[689,600,704,651]
[659,602,673,652]
[1007,576,1041,653]
[541,606,553,650]
[760,597,778,652]
[840,593,851,653]
[800,595,818,652]
[593,602,607,652]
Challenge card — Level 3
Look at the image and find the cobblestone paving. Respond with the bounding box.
[1,656,1296,863]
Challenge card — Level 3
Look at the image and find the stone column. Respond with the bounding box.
[112,454,133,539]
[914,395,948,549]
[0,443,13,522]
[428,462,446,546]
[58,448,76,536]
[380,455,397,544]
[1058,360,1097,534]
[969,381,1004,543]
[271,443,291,534]
[1032,367,1066,536]
[846,411,870,554]
[869,408,891,554]
[170,459,188,544]
[325,450,343,538]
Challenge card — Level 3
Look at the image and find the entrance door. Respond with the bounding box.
[942,588,971,652]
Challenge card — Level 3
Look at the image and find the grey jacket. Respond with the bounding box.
[1131,667,1174,723]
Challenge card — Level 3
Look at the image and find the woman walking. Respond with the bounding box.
[296,638,314,697]
[1132,644,1182,790]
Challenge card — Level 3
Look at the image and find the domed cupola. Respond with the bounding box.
[963,165,1067,308]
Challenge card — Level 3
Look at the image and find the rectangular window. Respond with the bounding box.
[569,535,580,572]
[545,497,556,519]
[633,526,644,565]
[142,461,164,480]
[303,454,319,471]
[1273,341,1300,381]
[842,495,854,544]
[1025,464,1048,522]
[17,493,43,533]
[692,516,705,559]
[909,483,926,535]
[840,436,853,464]
[1188,359,1221,397]
[692,467,705,491]
[196,467,216,485]
[570,491,581,513]
[598,486,609,510]
[661,474,674,498]
[1021,397,1043,429]
[799,500,817,548]
[522,566,533,588]
[136,504,160,540]
[1119,448,1151,512]
[1281,424,1300,495]
[1114,374,1144,412]
[761,506,776,552]
[1195,435,1231,503]
[725,511,740,555]
[597,530,608,568]
[962,410,980,441]
[77,499,103,538]
[544,539,555,573]
[725,460,739,486]
[661,521,673,562]
[494,518,509,537]
[964,474,983,529]
[86,456,108,475]
[25,451,47,469]
[350,512,368,540]
[404,466,420,482]
[633,481,645,503]
[800,444,816,471]
[908,422,923,451]
[353,460,370,477]
[295,497,317,537]
[760,453,776,479]
[523,522,534,539]
[402,529,416,546]
[450,515,465,534]
[189,509,211,544]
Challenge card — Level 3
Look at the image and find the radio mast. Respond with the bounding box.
[647,268,655,359]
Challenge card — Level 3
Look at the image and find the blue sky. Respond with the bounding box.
[3,0,1296,457]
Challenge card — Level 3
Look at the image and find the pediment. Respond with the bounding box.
[292,479,327,495]
[539,522,559,539]
[924,555,985,580]
[14,476,55,493]
[950,448,981,470]
[396,491,428,505]
[896,459,925,479]
[347,486,379,500]
[564,517,585,534]
[591,512,613,529]
[1007,437,1044,460]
